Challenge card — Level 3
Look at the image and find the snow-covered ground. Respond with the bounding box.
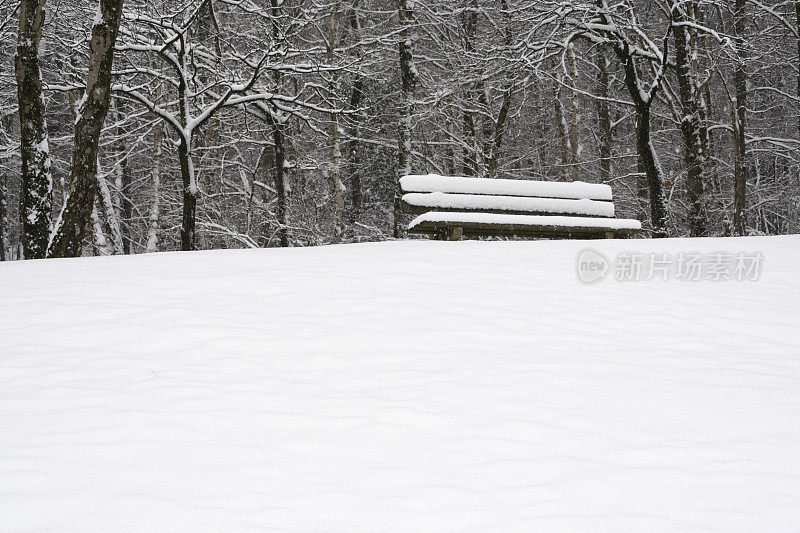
[2,236,800,532]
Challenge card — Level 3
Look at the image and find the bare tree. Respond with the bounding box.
[113,2,269,250]
[48,0,125,257]
[0,0,798,259]
[15,0,53,258]
[595,48,613,183]
[574,0,672,236]
[670,0,710,236]
[0,173,7,260]
[395,0,417,238]
[732,0,748,235]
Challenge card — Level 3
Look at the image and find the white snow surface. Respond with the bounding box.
[402,192,616,217]
[400,174,614,200]
[410,211,641,231]
[2,237,800,532]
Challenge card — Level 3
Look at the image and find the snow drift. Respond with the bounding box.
[2,236,800,532]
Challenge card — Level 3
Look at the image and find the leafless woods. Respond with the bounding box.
[1,0,799,258]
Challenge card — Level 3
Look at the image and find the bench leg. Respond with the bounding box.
[448,226,463,241]
[430,227,462,241]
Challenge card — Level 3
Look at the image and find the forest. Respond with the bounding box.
[1,0,799,259]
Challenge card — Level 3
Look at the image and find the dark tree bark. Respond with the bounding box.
[633,102,668,236]
[269,0,290,248]
[596,49,613,183]
[326,3,345,244]
[145,110,163,253]
[732,0,748,236]
[616,44,669,237]
[460,1,480,177]
[479,90,495,174]
[0,176,7,261]
[486,0,514,180]
[172,29,199,252]
[554,81,570,180]
[15,0,53,259]
[113,106,132,253]
[272,116,290,248]
[347,4,365,221]
[566,43,580,182]
[257,105,290,248]
[119,156,132,253]
[347,76,364,221]
[177,135,197,251]
[796,1,800,140]
[593,0,670,237]
[672,0,708,236]
[395,0,417,238]
[462,108,478,176]
[48,0,125,258]
[486,88,511,179]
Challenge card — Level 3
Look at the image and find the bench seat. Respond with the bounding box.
[402,192,615,217]
[408,212,642,240]
[400,174,613,200]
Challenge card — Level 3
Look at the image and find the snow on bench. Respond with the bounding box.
[402,192,616,218]
[409,212,641,240]
[400,174,640,240]
[400,174,613,201]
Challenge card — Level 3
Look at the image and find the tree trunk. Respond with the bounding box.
[673,2,707,236]
[330,114,345,243]
[327,2,345,243]
[486,88,511,179]
[566,42,580,182]
[733,0,748,236]
[269,0,290,247]
[91,205,113,256]
[796,1,800,140]
[347,4,364,222]
[486,0,514,180]
[145,117,163,253]
[395,0,417,238]
[554,80,570,180]
[48,0,125,258]
[16,0,53,259]
[0,176,7,261]
[113,105,132,252]
[596,50,612,183]
[636,103,668,237]
[177,136,197,251]
[460,2,480,177]
[614,40,669,237]
[347,77,364,221]
[462,106,478,176]
[479,90,494,174]
[272,117,290,247]
[96,161,124,255]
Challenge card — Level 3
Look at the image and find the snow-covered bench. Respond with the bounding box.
[400,174,641,240]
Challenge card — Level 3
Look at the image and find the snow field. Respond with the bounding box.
[1,236,800,531]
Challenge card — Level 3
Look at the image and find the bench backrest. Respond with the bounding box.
[400,174,615,218]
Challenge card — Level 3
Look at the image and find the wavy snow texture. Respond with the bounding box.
[2,237,800,531]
